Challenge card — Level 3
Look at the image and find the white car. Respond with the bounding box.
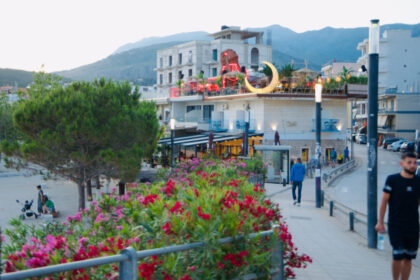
[389,140,408,152]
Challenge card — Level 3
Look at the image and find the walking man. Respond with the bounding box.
[290,158,306,206]
[330,148,337,168]
[344,146,350,162]
[376,152,420,280]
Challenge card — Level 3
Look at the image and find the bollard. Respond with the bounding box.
[349,212,355,231]
[329,201,334,217]
[119,247,138,280]
[321,190,325,207]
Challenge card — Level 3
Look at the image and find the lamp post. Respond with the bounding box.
[170,118,176,168]
[367,19,380,249]
[315,81,322,208]
[244,107,250,157]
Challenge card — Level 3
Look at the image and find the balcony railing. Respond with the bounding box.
[170,86,350,98]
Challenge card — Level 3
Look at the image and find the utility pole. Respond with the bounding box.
[367,19,380,249]
[315,82,323,208]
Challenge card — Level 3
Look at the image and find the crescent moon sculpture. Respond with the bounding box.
[245,61,279,94]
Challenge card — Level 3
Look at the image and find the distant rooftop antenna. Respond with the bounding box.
[266,30,272,46]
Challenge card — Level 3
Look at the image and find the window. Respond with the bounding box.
[212,68,217,77]
[203,105,214,121]
[361,104,366,115]
[251,48,259,65]
[159,74,163,85]
[188,69,193,77]
[188,51,193,63]
[212,49,218,61]
[169,56,172,66]
[168,72,172,84]
[159,57,163,68]
[178,71,183,80]
[187,105,201,113]
[178,53,182,65]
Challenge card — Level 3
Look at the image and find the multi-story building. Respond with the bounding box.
[378,92,420,141]
[155,26,272,95]
[357,29,420,93]
[152,27,367,173]
[355,29,420,141]
[321,62,362,79]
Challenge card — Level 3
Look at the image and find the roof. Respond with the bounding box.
[294,67,318,74]
[209,28,262,40]
[158,132,263,147]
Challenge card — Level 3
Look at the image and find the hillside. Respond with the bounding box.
[114,31,210,54]
[0,68,34,87]
[58,23,419,85]
[57,42,182,85]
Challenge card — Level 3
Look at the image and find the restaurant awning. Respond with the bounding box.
[158,132,263,147]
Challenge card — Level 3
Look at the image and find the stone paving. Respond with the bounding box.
[266,180,420,279]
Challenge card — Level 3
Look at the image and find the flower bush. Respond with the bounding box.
[2,158,310,279]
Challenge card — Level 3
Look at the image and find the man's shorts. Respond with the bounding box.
[388,226,419,260]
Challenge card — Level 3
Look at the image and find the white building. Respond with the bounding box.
[357,29,420,93]
[155,26,272,95]
[321,62,362,78]
[378,92,420,141]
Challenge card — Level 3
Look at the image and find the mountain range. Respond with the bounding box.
[4,23,420,87]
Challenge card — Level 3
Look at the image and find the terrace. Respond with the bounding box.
[169,81,368,100]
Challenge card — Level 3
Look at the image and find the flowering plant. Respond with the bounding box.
[2,158,310,279]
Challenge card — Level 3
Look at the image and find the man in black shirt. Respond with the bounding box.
[376,152,420,280]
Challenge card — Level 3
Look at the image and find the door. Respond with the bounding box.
[301,148,309,163]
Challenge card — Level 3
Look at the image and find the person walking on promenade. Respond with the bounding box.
[290,158,306,206]
[344,146,350,162]
[330,148,337,168]
[36,185,45,215]
[376,152,420,280]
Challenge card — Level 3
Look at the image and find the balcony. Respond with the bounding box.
[378,108,396,114]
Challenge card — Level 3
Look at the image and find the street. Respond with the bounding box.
[327,142,401,214]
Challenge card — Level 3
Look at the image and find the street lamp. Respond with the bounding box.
[367,19,380,249]
[315,81,322,208]
[244,105,250,157]
[170,118,176,167]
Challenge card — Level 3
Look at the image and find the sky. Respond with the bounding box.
[1,0,419,72]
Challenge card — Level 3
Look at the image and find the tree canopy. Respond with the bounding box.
[1,73,159,209]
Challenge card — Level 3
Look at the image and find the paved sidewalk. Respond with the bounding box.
[266,180,420,280]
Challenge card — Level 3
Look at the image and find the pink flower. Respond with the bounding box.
[117,226,123,230]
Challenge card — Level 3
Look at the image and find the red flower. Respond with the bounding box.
[169,201,184,214]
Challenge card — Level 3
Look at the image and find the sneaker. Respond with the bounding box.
[293,200,297,205]
[297,203,301,207]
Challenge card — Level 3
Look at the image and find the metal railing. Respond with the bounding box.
[322,160,356,186]
[0,226,284,280]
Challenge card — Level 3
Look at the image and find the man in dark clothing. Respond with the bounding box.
[36,185,44,215]
[290,158,306,206]
[330,148,337,168]
[344,146,350,162]
[376,152,420,280]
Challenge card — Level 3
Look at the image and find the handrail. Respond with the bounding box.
[0,226,283,280]
[322,160,356,186]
